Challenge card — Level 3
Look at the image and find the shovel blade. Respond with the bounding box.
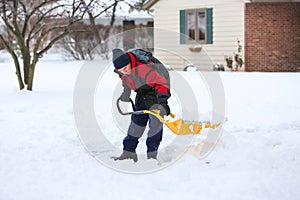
[165,119,221,135]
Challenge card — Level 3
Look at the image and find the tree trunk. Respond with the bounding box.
[23,50,31,85]
[27,65,35,91]
[24,65,29,84]
[12,57,25,90]
[27,55,39,91]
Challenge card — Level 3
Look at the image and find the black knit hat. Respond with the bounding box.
[112,48,130,69]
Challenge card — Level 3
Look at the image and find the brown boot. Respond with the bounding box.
[147,152,157,160]
[113,151,138,162]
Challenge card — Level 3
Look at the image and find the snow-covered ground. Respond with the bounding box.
[0,54,299,200]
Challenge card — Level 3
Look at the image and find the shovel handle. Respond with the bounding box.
[116,98,171,123]
[116,97,135,115]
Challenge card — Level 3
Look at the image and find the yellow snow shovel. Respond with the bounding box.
[117,98,221,135]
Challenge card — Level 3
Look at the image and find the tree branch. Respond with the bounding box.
[38,29,86,57]
[19,1,28,37]
[27,0,59,20]
[12,0,26,51]
[25,4,64,48]
[93,1,120,19]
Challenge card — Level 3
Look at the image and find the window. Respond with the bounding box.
[180,8,213,44]
[123,20,135,50]
[198,11,206,41]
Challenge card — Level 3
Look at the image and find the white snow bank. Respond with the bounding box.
[0,57,299,200]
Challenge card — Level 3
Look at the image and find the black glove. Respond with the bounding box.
[119,91,131,102]
[161,102,170,116]
[154,95,170,116]
[151,103,170,116]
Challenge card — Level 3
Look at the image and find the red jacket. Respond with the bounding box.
[118,52,170,105]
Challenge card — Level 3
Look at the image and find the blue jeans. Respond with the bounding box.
[123,100,163,154]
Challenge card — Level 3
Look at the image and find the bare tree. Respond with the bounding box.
[130,0,147,12]
[0,0,87,90]
[60,23,115,60]
[0,0,123,91]
[71,0,120,60]
[47,0,146,61]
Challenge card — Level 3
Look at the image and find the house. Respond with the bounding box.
[51,15,153,56]
[94,16,153,50]
[144,0,300,71]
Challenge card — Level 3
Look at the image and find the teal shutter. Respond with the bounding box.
[180,10,185,44]
[206,8,213,44]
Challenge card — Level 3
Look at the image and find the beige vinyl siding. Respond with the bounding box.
[151,0,245,71]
